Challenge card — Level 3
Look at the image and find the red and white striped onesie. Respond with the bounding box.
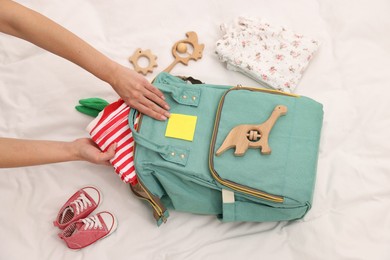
[87,99,139,185]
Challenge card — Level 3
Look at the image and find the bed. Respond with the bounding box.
[1,0,390,259]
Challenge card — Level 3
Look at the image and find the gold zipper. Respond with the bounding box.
[236,84,300,97]
[209,86,296,203]
[131,180,167,223]
[133,113,167,223]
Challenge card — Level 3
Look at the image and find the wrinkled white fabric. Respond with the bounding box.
[216,17,319,92]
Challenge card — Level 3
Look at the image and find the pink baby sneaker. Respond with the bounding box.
[58,211,117,250]
[53,186,102,229]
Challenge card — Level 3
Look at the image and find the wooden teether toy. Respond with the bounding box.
[129,48,158,75]
[163,31,205,73]
[216,105,288,156]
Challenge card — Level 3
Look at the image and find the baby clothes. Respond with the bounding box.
[215,17,319,93]
[87,99,140,184]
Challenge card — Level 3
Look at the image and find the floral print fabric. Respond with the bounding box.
[215,17,319,93]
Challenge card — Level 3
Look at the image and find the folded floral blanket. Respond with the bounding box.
[216,17,319,93]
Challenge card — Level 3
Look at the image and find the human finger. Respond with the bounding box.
[143,84,170,111]
[141,93,170,117]
[134,101,169,121]
[143,81,166,100]
[93,142,116,165]
[100,143,117,161]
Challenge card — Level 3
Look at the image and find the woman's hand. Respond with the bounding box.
[109,64,170,120]
[72,138,116,166]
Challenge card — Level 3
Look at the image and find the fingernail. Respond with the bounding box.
[161,95,166,100]
[160,115,167,120]
[164,112,171,118]
[165,104,170,110]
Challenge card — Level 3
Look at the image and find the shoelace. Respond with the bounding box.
[81,215,103,230]
[71,193,92,215]
[59,193,93,224]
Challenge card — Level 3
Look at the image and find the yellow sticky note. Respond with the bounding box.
[165,113,198,141]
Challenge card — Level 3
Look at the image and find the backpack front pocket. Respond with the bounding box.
[209,87,299,203]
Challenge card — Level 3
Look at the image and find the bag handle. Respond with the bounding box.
[157,83,201,107]
[128,108,190,166]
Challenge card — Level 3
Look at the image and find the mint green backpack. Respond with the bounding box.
[129,73,323,225]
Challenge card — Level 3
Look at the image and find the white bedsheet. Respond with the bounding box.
[1,0,390,259]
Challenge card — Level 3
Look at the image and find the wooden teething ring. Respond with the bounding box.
[163,31,205,73]
[129,48,158,75]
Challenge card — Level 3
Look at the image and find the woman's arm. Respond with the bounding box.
[0,0,170,120]
[0,137,116,168]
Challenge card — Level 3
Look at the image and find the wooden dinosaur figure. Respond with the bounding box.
[216,105,288,157]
